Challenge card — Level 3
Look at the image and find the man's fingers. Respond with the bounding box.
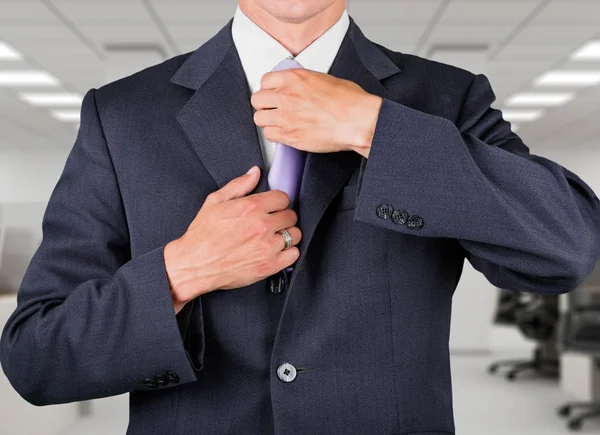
[254,112,287,142]
[267,208,298,233]
[253,108,280,128]
[251,189,291,213]
[260,70,291,90]
[253,108,285,142]
[207,166,261,203]
[275,246,301,270]
[263,126,284,144]
[272,226,302,250]
[251,90,280,110]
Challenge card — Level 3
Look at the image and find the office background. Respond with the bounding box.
[1,0,600,434]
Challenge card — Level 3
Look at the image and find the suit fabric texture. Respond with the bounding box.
[2,17,600,435]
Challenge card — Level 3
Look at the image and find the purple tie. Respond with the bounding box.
[266,57,307,276]
[267,57,308,211]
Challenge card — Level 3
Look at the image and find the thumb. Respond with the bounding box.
[213,165,261,203]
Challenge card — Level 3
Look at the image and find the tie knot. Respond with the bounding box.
[272,57,304,72]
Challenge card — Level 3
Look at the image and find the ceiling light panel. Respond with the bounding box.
[572,41,600,60]
[535,71,600,86]
[0,71,59,86]
[51,110,80,122]
[19,93,82,106]
[0,42,23,60]
[501,110,544,122]
[505,92,575,107]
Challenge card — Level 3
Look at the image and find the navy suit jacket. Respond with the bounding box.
[2,17,600,435]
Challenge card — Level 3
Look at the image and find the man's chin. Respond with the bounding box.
[274,14,317,24]
[257,0,337,25]
[264,9,322,24]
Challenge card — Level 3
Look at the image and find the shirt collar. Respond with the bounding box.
[231,5,350,93]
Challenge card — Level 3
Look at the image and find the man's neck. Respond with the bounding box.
[237,2,346,56]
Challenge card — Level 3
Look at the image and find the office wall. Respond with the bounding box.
[0,148,68,292]
[0,149,68,204]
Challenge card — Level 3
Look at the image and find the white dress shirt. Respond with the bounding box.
[231,6,350,171]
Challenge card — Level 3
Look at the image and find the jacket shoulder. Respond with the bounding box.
[93,50,195,113]
[371,43,489,121]
[375,43,478,91]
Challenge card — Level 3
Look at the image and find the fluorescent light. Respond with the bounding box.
[535,71,600,87]
[19,92,82,106]
[0,42,23,60]
[501,110,544,122]
[0,70,58,86]
[505,92,575,107]
[51,109,80,122]
[572,41,600,60]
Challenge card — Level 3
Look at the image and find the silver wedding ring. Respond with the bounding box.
[277,229,293,250]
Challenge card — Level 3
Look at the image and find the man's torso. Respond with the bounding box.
[94,17,475,435]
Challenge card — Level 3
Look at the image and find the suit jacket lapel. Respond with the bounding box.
[171,20,270,195]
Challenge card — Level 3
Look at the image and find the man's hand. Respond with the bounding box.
[251,68,383,158]
[164,166,302,314]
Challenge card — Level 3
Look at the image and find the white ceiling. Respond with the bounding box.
[0,0,599,152]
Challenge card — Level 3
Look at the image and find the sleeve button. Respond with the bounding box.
[376,204,394,219]
[166,370,180,383]
[391,210,408,225]
[154,374,168,386]
[407,215,424,230]
[143,378,158,388]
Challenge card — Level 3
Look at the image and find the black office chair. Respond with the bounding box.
[492,287,526,325]
[556,288,600,431]
[488,290,560,380]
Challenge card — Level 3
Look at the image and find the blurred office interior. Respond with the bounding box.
[1,0,600,434]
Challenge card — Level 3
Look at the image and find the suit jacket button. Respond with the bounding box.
[166,370,179,383]
[391,210,408,225]
[407,215,424,229]
[154,374,168,386]
[376,204,394,219]
[277,363,297,382]
[143,378,158,388]
[268,270,288,294]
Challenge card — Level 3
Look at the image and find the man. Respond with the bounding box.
[1,0,599,434]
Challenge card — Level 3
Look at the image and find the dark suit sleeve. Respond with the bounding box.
[0,88,204,406]
[353,73,600,294]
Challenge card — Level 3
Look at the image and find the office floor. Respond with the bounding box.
[59,354,600,435]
